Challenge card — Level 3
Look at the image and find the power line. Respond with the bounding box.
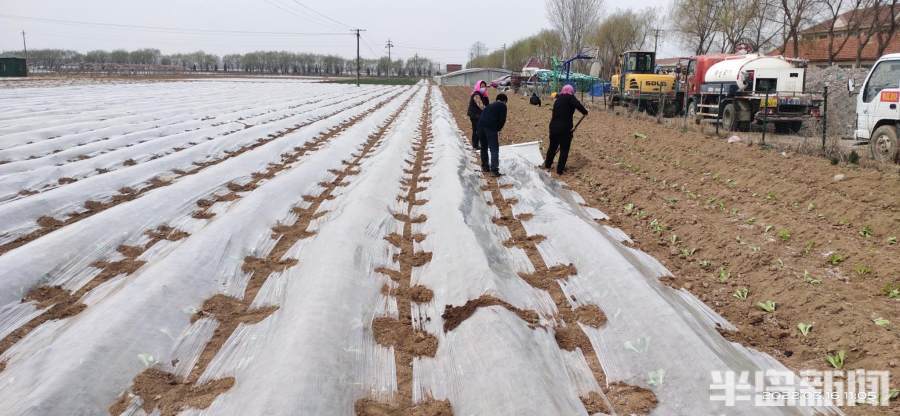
[0,13,352,37]
[393,43,466,52]
[289,0,352,29]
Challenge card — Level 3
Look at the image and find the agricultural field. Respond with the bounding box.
[443,86,900,416]
[0,77,888,416]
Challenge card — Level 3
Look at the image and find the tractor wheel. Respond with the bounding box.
[721,103,737,131]
[870,125,899,163]
[774,122,790,134]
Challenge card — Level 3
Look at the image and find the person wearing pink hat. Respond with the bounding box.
[543,84,588,175]
[466,80,490,150]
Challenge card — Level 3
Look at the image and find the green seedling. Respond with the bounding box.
[749,245,760,253]
[882,282,900,299]
[777,229,791,241]
[637,210,648,219]
[797,323,812,336]
[889,389,899,400]
[717,267,731,283]
[726,179,736,187]
[633,132,647,139]
[873,317,890,327]
[730,208,738,216]
[803,241,815,256]
[746,217,756,225]
[859,225,873,238]
[648,369,665,387]
[827,253,844,265]
[624,203,635,215]
[680,247,697,258]
[803,270,822,285]
[733,288,749,300]
[774,258,785,269]
[757,300,776,313]
[699,260,712,270]
[807,202,816,211]
[669,234,679,245]
[764,225,774,233]
[825,350,846,369]
[649,219,664,234]
[854,264,872,276]
[766,191,777,201]
[887,236,897,245]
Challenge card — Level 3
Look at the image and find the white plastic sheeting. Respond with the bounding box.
[0,84,419,416]
[497,141,842,416]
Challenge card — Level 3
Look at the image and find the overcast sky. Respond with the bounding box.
[0,0,683,65]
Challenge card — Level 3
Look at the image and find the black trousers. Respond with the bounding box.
[479,127,500,173]
[469,116,481,148]
[544,133,572,173]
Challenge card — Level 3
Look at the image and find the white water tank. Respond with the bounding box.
[705,54,797,90]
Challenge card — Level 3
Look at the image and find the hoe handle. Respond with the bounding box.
[571,114,586,134]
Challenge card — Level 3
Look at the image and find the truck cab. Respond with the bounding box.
[850,53,900,162]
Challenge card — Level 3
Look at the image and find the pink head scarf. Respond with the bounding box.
[560,84,575,95]
[473,80,487,96]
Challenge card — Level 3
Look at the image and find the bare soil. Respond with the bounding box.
[442,86,900,415]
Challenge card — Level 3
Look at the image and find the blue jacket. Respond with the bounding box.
[477,101,507,132]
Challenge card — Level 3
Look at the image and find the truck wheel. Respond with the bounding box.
[774,122,790,134]
[721,103,737,131]
[787,121,803,134]
[870,125,899,162]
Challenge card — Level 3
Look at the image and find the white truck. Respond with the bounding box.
[849,53,900,162]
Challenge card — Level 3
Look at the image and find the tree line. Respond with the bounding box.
[466,0,898,78]
[1,48,441,77]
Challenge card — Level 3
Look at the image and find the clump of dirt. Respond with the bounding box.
[553,324,593,352]
[579,391,611,414]
[108,368,235,416]
[57,177,77,185]
[0,286,86,356]
[441,295,540,332]
[354,397,453,416]
[406,285,434,303]
[517,264,578,291]
[372,317,438,357]
[241,256,298,276]
[574,304,607,328]
[605,382,659,416]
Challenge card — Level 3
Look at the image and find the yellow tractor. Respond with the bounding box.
[610,51,679,116]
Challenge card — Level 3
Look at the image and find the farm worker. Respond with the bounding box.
[467,80,490,150]
[530,92,542,106]
[543,84,588,175]
[477,93,508,177]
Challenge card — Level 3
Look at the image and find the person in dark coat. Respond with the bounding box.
[529,92,542,106]
[543,84,587,175]
[467,80,490,150]
[477,93,508,177]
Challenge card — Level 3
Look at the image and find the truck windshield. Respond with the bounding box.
[864,61,900,102]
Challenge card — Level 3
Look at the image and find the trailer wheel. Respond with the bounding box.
[721,103,737,131]
[870,125,899,163]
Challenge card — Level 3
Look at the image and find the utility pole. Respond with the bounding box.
[385,39,394,77]
[654,28,660,53]
[351,28,366,86]
[502,43,507,69]
[22,31,28,76]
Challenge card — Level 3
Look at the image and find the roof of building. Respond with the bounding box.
[522,57,544,69]
[804,4,899,34]
[778,33,900,62]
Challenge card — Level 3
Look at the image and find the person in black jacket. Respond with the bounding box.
[477,93,508,177]
[466,80,490,150]
[543,84,587,175]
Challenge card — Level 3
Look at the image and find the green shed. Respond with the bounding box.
[0,58,27,77]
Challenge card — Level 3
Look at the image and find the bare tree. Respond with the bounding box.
[819,0,867,64]
[546,0,604,57]
[874,0,898,56]
[717,0,766,52]
[591,9,655,77]
[673,0,723,55]
[777,0,822,57]
[468,41,488,67]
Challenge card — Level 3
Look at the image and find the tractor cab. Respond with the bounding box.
[621,51,656,75]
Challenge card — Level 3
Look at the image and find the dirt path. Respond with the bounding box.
[442,86,899,415]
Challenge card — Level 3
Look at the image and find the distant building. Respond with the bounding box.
[446,64,463,73]
[0,57,27,77]
[521,57,545,76]
[778,4,900,68]
[435,68,512,86]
